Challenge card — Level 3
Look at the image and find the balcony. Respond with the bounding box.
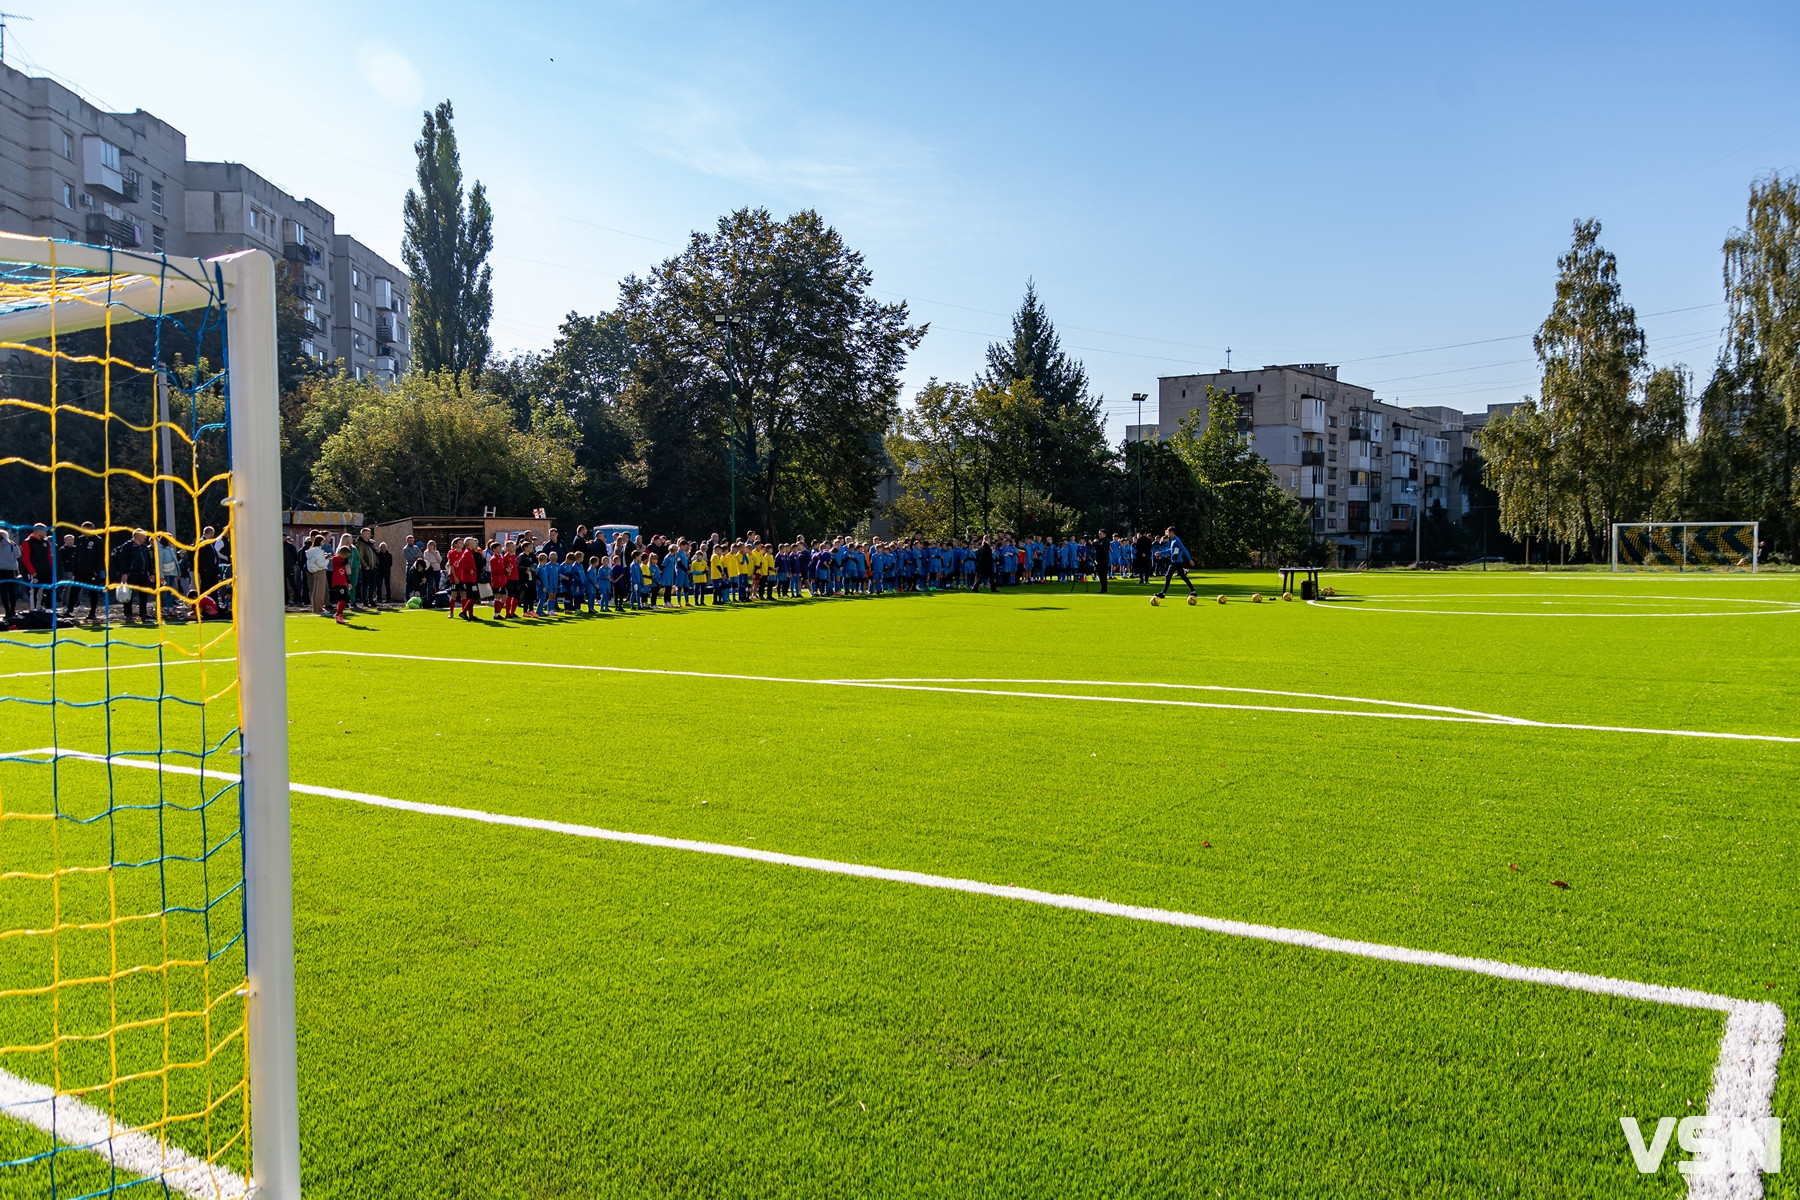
[1300,450,1324,466]
[1298,481,1326,500]
[1348,426,1369,441]
[284,241,321,265]
[84,213,140,249]
[373,355,397,376]
[376,318,395,343]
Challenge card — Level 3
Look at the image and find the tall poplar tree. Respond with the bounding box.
[402,100,494,377]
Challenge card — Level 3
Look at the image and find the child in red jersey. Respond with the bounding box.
[328,541,352,624]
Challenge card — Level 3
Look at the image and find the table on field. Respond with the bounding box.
[1277,566,1322,598]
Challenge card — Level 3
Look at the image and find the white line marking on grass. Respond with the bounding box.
[295,651,1800,745]
[0,1066,249,1199]
[1309,592,1800,618]
[8,747,1788,1197]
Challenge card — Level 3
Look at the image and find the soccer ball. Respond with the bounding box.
[1150,595,1161,606]
[1251,593,1263,603]
[1282,591,1293,602]
[1186,593,1198,606]
[1216,594,1228,605]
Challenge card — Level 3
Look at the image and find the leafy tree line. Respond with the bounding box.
[1483,175,1800,562]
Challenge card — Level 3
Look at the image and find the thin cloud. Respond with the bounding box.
[358,42,426,111]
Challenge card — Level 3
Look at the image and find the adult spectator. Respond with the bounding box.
[356,528,379,606]
[112,530,156,623]
[421,540,444,606]
[1133,531,1153,585]
[67,522,106,621]
[283,535,301,605]
[543,527,565,560]
[374,541,394,603]
[305,534,331,614]
[0,528,18,622]
[1093,529,1111,594]
[405,554,432,603]
[157,534,182,616]
[197,526,221,601]
[56,533,77,612]
[974,537,996,592]
[402,535,424,576]
[18,524,52,611]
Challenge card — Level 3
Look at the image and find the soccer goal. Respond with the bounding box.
[1610,522,1760,572]
[0,233,295,1200]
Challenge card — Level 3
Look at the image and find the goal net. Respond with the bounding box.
[0,234,294,1199]
[1610,522,1760,572]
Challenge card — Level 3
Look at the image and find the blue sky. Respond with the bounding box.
[20,1,1798,437]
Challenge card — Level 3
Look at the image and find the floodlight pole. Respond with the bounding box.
[1132,392,1148,531]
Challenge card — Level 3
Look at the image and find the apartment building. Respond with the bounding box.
[332,236,409,382]
[0,62,409,377]
[1157,363,1508,562]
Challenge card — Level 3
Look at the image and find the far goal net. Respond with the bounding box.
[1610,522,1760,572]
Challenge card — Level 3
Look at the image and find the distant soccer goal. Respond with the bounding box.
[1610,522,1760,572]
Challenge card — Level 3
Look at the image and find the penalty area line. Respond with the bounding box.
[9,747,1787,1199]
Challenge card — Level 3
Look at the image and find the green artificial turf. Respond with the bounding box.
[1,568,1796,1197]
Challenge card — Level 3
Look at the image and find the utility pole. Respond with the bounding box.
[1132,392,1148,532]
[712,310,741,539]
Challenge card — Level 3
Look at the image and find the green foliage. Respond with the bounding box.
[980,282,1117,525]
[308,370,579,521]
[487,311,649,524]
[1689,174,1800,553]
[1484,221,1688,559]
[1168,390,1311,566]
[402,100,494,377]
[617,207,924,538]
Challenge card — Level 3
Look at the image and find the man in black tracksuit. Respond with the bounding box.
[66,522,106,621]
[1133,532,1153,585]
[974,538,996,592]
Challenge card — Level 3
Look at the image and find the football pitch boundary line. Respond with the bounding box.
[4,747,1787,1199]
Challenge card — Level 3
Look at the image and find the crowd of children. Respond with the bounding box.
[368,525,1193,623]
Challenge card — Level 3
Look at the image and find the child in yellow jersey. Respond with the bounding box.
[731,541,752,602]
[709,546,730,604]
[690,547,709,603]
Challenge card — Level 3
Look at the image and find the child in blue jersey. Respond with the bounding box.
[536,553,559,615]
[589,555,610,612]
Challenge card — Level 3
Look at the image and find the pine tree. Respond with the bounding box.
[402,101,494,377]
[980,281,1115,524]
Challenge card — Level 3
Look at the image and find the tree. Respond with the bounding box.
[1169,389,1310,566]
[980,281,1115,524]
[487,311,648,523]
[1479,398,1560,552]
[310,370,579,521]
[1689,174,1800,554]
[1532,219,1650,560]
[618,207,923,538]
[403,100,494,377]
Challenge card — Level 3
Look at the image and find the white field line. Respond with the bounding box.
[0,1066,248,1199]
[1309,592,1800,618]
[301,651,1800,746]
[6,649,1797,745]
[7,747,1789,1198]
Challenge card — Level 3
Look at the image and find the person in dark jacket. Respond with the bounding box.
[1133,532,1153,585]
[111,529,156,623]
[18,524,52,611]
[1154,527,1197,600]
[374,542,394,603]
[974,538,996,592]
[66,522,106,621]
[1092,530,1111,593]
[196,526,221,602]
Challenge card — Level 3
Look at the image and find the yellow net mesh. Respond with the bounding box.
[0,242,251,1198]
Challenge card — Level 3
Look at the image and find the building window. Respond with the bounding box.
[1291,402,1300,419]
[62,182,75,208]
[351,267,364,289]
[354,365,365,380]
[61,131,74,158]
[150,180,164,216]
[151,226,164,253]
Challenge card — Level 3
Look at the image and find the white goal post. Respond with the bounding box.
[1610,521,1760,573]
[0,232,299,1200]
